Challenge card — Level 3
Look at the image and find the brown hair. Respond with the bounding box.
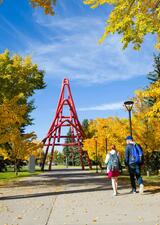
[110,145,116,150]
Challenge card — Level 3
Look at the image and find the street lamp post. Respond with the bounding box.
[94,137,98,173]
[102,126,108,154]
[124,100,134,137]
[105,137,107,154]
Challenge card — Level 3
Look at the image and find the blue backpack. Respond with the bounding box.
[129,144,144,165]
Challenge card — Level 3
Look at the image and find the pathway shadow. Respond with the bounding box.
[143,188,160,195]
[0,170,109,188]
[0,184,130,201]
[0,168,132,200]
[1,169,159,201]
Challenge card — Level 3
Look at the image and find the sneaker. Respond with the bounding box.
[139,184,144,194]
[113,192,117,196]
[129,190,136,194]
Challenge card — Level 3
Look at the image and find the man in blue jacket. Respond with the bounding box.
[125,136,144,194]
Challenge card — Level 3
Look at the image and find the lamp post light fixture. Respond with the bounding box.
[94,136,98,173]
[124,100,134,137]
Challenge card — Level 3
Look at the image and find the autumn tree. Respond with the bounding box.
[0,50,45,129]
[131,54,160,173]
[132,89,160,173]
[0,96,42,174]
[84,0,160,50]
[29,0,160,50]
[0,50,45,173]
[30,0,56,15]
[142,80,160,119]
[83,117,128,165]
[133,54,160,121]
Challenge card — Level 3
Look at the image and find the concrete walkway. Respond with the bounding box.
[0,168,160,225]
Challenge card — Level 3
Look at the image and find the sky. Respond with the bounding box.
[0,0,157,140]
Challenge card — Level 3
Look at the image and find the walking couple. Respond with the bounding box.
[105,135,144,196]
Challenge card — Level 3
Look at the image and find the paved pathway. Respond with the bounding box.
[0,168,160,225]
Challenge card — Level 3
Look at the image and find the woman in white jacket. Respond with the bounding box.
[105,145,120,196]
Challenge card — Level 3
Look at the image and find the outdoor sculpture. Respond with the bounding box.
[41,78,92,171]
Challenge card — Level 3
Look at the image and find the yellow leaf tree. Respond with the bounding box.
[0,96,42,174]
[130,86,160,173]
[84,0,160,50]
[132,91,160,154]
[83,117,128,166]
[142,80,160,120]
[0,50,45,128]
[130,53,160,173]
[30,0,56,15]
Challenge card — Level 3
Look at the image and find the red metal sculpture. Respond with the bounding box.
[41,78,92,171]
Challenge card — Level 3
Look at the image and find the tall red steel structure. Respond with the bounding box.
[41,78,92,171]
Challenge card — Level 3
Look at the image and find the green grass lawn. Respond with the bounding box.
[0,170,41,180]
[0,166,42,185]
[143,175,160,186]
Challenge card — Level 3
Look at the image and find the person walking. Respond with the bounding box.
[125,136,144,194]
[105,145,121,196]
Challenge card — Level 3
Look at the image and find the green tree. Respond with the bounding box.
[53,150,64,164]
[148,53,160,83]
[144,53,160,115]
[63,129,72,165]
[63,129,78,166]
[63,127,88,166]
[82,119,96,139]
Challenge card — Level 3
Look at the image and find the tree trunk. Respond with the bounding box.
[147,170,150,177]
[14,160,19,176]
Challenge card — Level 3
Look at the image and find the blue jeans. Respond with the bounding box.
[128,165,143,192]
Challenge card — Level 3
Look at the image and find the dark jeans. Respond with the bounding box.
[128,165,143,192]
